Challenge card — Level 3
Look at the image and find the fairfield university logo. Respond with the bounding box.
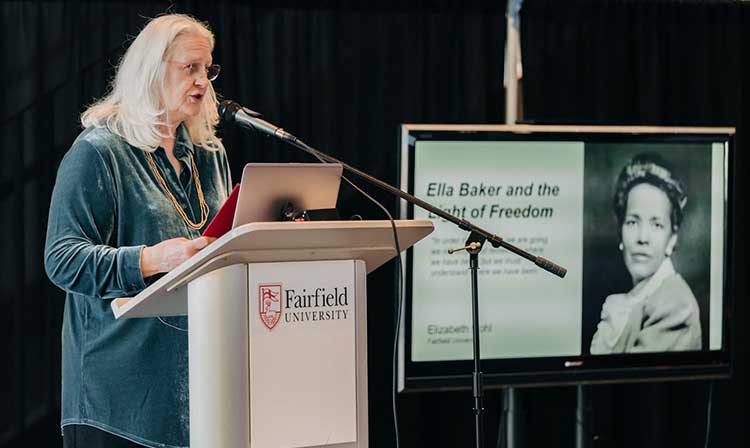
[258,284,351,330]
[258,283,283,330]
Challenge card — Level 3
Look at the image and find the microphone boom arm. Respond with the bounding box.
[219,100,566,278]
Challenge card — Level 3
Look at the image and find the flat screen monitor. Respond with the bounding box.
[397,124,734,391]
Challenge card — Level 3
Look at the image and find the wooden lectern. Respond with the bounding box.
[112,220,433,448]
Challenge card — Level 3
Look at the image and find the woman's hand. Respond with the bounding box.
[140,236,216,278]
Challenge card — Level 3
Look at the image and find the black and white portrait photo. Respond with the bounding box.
[581,143,713,355]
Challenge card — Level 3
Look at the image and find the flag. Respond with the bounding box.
[504,0,524,124]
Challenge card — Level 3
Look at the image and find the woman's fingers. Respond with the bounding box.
[190,236,216,250]
[141,236,216,278]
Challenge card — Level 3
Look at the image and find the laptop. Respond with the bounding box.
[231,163,343,228]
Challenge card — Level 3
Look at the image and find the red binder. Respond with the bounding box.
[202,184,240,238]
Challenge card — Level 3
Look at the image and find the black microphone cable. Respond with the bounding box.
[294,141,404,448]
[220,101,404,448]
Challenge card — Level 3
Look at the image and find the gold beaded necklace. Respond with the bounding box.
[145,150,209,230]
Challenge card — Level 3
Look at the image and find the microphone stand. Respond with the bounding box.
[448,232,487,448]
[287,137,566,448]
[225,106,567,448]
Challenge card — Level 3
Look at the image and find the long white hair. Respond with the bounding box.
[81,14,222,152]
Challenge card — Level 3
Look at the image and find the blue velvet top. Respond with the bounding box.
[44,125,231,447]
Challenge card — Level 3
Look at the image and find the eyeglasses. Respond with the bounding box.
[166,61,221,81]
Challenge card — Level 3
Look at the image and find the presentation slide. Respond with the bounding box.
[409,139,726,362]
[411,141,584,361]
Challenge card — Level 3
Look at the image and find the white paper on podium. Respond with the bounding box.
[248,260,357,448]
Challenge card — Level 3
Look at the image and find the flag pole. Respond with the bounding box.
[502,3,523,447]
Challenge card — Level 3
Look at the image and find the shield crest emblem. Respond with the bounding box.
[258,284,283,330]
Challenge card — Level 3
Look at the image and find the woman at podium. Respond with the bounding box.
[44,14,231,448]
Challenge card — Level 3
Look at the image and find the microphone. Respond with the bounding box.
[218,100,297,142]
[217,98,567,278]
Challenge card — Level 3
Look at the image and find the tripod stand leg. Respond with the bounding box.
[575,385,591,448]
[505,387,518,448]
[497,388,519,448]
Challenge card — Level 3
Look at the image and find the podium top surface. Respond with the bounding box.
[112,219,433,319]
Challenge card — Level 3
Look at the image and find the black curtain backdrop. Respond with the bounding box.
[0,1,746,448]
